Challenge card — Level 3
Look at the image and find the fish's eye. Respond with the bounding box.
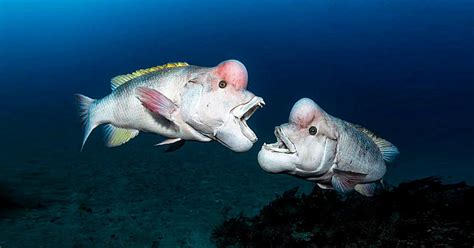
[309,126,317,135]
[218,80,227,88]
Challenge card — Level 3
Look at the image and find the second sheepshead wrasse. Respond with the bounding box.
[76,60,264,152]
[258,98,398,196]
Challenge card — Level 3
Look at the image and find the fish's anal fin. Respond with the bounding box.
[351,124,399,163]
[137,87,177,121]
[104,124,139,147]
[332,175,354,194]
[110,62,189,91]
[354,183,377,197]
[331,168,368,194]
[155,138,185,152]
[317,183,333,190]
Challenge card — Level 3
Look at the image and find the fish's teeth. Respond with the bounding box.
[268,147,291,153]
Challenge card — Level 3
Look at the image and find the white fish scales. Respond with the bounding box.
[76,60,264,152]
[258,98,398,196]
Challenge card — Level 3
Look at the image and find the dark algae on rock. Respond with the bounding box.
[212,177,474,247]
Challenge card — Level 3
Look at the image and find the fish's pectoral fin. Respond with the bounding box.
[104,124,139,147]
[155,138,185,152]
[331,168,368,194]
[137,87,177,121]
[354,182,377,197]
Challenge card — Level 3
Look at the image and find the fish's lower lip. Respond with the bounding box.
[239,118,257,142]
[231,96,265,142]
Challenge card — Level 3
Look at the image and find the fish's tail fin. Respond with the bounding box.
[377,140,399,163]
[75,94,98,151]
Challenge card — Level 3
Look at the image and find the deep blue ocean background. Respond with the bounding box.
[1,0,473,247]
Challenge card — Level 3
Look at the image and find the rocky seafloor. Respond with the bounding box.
[212,177,474,247]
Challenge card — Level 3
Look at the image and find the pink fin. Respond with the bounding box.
[137,87,177,121]
[354,183,377,197]
[331,169,367,194]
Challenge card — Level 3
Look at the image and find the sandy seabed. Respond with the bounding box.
[0,111,472,247]
[0,136,313,247]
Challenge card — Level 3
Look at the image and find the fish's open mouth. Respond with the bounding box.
[263,126,297,154]
[231,96,265,142]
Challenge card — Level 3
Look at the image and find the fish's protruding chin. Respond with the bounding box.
[214,117,254,152]
[215,129,254,152]
[258,147,297,173]
[214,96,265,152]
[230,96,265,142]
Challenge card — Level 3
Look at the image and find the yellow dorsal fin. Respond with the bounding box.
[110,62,189,90]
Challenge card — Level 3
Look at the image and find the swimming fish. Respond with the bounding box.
[76,59,264,152]
[257,98,398,196]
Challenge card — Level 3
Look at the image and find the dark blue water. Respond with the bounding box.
[1,0,473,246]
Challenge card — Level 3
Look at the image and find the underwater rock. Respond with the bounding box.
[212,177,474,247]
[0,186,21,212]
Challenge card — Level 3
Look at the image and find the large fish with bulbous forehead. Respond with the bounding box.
[258,98,398,196]
[76,59,264,152]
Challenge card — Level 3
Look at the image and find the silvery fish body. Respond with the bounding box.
[76,60,264,152]
[258,98,398,196]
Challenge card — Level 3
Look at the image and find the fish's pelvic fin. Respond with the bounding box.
[155,138,185,152]
[331,168,368,194]
[137,87,177,121]
[354,183,377,197]
[317,183,333,190]
[165,140,185,152]
[155,138,182,146]
[104,124,139,147]
[351,124,399,163]
[75,94,97,151]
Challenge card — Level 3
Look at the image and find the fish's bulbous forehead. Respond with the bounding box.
[214,59,248,90]
[289,98,320,127]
